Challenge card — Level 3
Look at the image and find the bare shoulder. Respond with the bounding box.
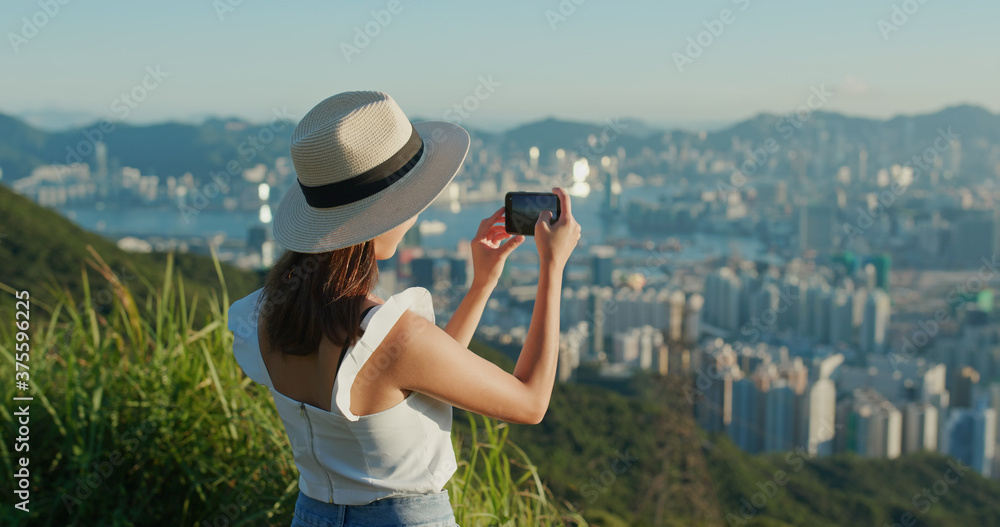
[381,307,440,351]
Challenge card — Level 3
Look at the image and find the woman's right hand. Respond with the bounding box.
[534,187,581,271]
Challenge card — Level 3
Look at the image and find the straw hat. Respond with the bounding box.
[272,91,470,253]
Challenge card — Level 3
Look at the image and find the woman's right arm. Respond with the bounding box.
[378,188,581,424]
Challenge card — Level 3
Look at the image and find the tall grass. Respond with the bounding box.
[0,245,586,526]
[450,413,587,526]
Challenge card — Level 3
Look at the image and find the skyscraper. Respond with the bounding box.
[762,378,796,452]
[952,367,980,409]
[449,257,469,289]
[829,289,854,346]
[799,203,836,254]
[810,284,832,344]
[797,378,836,456]
[613,329,640,365]
[410,257,436,290]
[860,289,891,353]
[666,290,686,342]
[863,253,892,292]
[902,402,939,453]
[839,389,902,459]
[729,377,763,453]
[591,251,615,287]
[697,361,738,434]
[592,287,614,358]
[948,209,1000,268]
[684,294,704,345]
[942,403,996,477]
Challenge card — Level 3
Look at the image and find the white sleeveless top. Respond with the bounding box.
[226,286,457,505]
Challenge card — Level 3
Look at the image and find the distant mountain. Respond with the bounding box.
[0,113,49,180]
[500,116,674,162]
[704,104,1000,154]
[0,114,298,181]
[12,108,101,131]
[0,183,262,319]
[0,104,997,183]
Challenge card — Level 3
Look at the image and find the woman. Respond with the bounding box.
[226,90,581,526]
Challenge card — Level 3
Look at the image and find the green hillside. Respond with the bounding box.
[0,183,262,321]
[705,433,1000,527]
[464,344,723,526]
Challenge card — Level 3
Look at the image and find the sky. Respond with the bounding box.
[3,0,998,132]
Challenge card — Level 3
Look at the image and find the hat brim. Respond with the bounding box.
[272,121,471,253]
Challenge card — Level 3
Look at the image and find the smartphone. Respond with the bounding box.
[505,191,561,236]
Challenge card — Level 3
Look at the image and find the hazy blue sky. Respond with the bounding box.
[3,0,998,131]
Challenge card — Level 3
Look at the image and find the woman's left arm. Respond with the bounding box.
[443,207,524,348]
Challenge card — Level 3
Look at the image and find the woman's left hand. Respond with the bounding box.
[470,207,525,287]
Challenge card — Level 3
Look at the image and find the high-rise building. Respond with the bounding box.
[666,290,686,342]
[602,156,621,215]
[942,403,996,477]
[860,289,891,353]
[449,257,469,289]
[863,253,892,292]
[638,325,663,370]
[797,378,836,456]
[684,294,704,345]
[591,253,615,287]
[750,283,781,334]
[810,284,832,344]
[902,402,939,453]
[922,363,948,401]
[778,276,803,332]
[409,257,436,290]
[704,268,745,331]
[799,203,836,254]
[762,376,797,452]
[613,329,640,365]
[729,377,763,453]
[838,389,902,459]
[948,209,1000,268]
[797,279,817,336]
[852,286,868,331]
[247,225,268,262]
[561,286,590,332]
[829,289,854,346]
[592,287,614,358]
[952,367,980,408]
[858,148,868,183]
[696,361,738,434]
[753,181,787,206]
[558,330,584,382]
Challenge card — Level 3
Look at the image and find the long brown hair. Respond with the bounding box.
[255,240,379,356]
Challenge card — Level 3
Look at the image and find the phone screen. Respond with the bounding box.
[506,192,560,236]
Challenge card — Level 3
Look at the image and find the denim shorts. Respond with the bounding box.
[289,489,458,527]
